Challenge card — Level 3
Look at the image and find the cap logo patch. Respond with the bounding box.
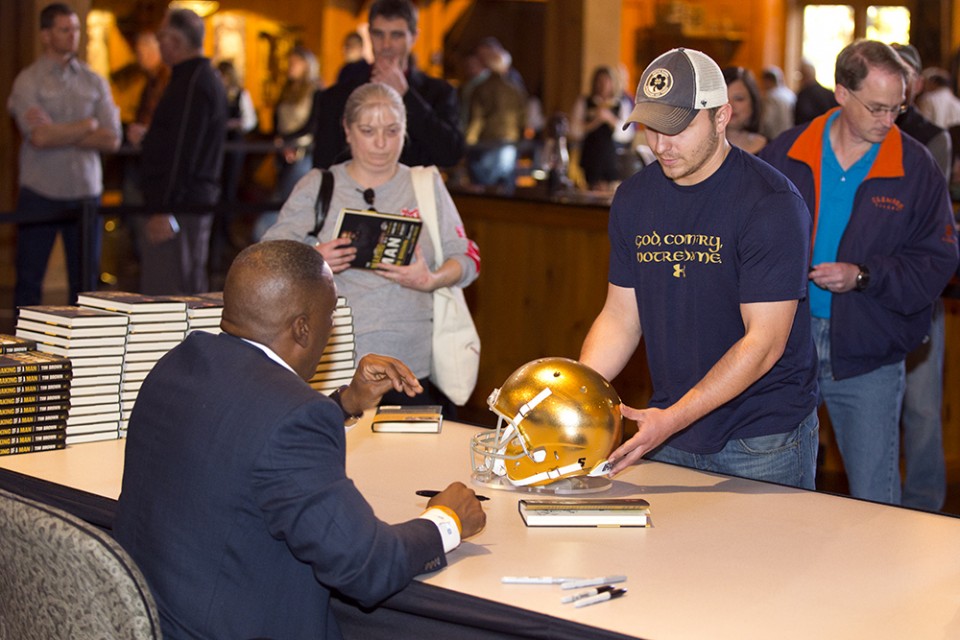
[644,69,673,99]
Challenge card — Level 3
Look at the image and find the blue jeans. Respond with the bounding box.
[647,409,819,489]
[901,299,946,510]
[14,187,100,307]
[812,317,904,505]
[466,144,518,192]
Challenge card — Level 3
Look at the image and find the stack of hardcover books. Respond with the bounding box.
[171,292,223,336]
[308,297,357,394]
[0,341,73,455]
[0,335,72,455]
[15,306,130,445]
[76,292,188,435]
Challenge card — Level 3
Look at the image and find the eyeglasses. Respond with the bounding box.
[845,89,907,118]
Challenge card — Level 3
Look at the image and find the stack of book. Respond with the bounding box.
[76,292,188,435]
[0,342,72,455]
[308,297,357,394]
[170,292,223,336]
[15,306,130,445]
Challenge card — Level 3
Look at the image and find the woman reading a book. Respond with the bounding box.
[262,83,480,414]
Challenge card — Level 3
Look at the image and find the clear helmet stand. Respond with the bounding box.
[470,429,613,495]
[471,470,612,495]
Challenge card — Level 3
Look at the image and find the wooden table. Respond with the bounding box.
[1,420,959,639]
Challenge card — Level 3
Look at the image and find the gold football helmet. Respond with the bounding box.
[472,357,622,487]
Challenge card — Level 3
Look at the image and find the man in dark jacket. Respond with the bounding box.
[137,8,225,294]
[312,0,464,170]
[891,43,952,511]
[760,40,958,506]
[115,240,485,639]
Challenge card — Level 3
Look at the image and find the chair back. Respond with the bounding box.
[0,488,162,639]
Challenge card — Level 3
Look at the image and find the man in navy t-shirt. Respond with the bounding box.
[580,48,819,489]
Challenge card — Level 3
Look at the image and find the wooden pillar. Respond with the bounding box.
[544,0,622,117]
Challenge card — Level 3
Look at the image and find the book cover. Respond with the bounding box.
[332,207,422,269]
[0,391,71,406]
[0,430,66,448]
[16,319,128,339]
[0,380,71,397]
[371,405,443,433]
[0,351,71,376]
[0,421,66,437]
[0,442,66,456]
[0,334,37,353]
[76,291,188,314]
[0,411,68,427]
[0,401,71,418]
[17,305,129,328]
[0,370,72,387]
[518,498,651,528]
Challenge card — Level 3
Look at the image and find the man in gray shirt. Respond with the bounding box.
[7,3,121,307]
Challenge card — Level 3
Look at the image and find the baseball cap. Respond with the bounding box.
[624,48,728,135]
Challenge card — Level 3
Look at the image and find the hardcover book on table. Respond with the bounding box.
[332,208,422,269]
[17,305,129,328]
[0,351,72,376]
[76,291,188,314]
[0,334,37,353]
[518,498,651,528]
[371,405,443,433]
[0,442,66,456]
[16,319,128,339]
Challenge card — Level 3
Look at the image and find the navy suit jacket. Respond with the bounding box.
[312,60,465,170]
[114,332,445,639]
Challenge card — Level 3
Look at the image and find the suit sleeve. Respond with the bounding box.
[251,398,446,607]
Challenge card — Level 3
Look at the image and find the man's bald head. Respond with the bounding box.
[221,241,336,353]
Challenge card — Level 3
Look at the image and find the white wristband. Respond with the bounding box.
[419,508,461,553]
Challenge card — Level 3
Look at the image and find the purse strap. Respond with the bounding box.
[410,165,442,269]
[310,169,334,238]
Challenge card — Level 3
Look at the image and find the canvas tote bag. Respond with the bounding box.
[410,166,481,405]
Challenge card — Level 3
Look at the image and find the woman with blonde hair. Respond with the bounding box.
[263,83,480,414]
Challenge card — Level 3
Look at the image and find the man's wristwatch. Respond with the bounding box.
[330,385,363,426]
[855,264,870,291]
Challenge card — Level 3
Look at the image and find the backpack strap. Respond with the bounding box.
[310,169,334,238]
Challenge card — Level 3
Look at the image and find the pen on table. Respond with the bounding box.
[416,489,490,501]
[574,587,627,608]
[501,576,582,585]
[561,575,627,590]
[560,584,616,604]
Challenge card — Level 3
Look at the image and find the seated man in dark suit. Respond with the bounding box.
[312,0,464,169]
[114,240,485,639]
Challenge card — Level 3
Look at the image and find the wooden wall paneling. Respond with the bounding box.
[454,193,652,424]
